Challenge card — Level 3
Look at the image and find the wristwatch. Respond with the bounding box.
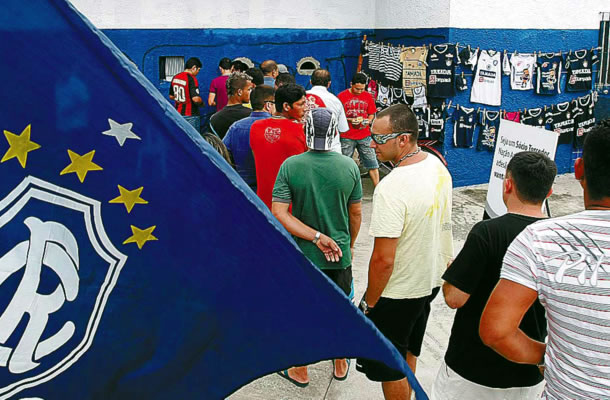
[359,297,373,315]
[312,231,321,244]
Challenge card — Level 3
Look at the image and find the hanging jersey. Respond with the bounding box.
[520,108,548,129]
[366,78,378,100]
[169,71,200,116]
[506,53,536,90]
[471,50,502,106]
[376,85,393,110]
[536,53,562,95]
[459,46,478,70]
[476,110,500,152]
[565,49,598,92]
[504,111,520,123]
[429,104,448,143]
[452,106,476,148]
[392,88,407,105]
[427,44,457,98]
[546,101,575,145]
[380,44,403,83]
[413,106,430,139]
[412,85,427,108]
[400,46,428,96]
[573,94,596,148]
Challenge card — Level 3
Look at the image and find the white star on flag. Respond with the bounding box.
[103,118,141,146]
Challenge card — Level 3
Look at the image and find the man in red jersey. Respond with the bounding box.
[169,57,203,132]
[338,72,379,186]
[250,83,307,209]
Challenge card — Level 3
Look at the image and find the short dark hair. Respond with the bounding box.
[185,57,202,69]
[246,67,264,86]
[275,73,296,87]
[261,60,278,75]
[583,119,610,200]
[226,72,252,96]
[275,83,306,111]
[219,57,232,69]
[311,69,331,87]
[351,72,367,85]
[231,60,248,72]
[202,132,233,166]
[506,151,557,204]
[376,104,419,141]
[250,85,275,111]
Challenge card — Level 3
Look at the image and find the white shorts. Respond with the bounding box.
[430,360,545,400]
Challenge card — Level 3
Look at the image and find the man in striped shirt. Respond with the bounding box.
[169,57,203,131]
[481,119,610,399]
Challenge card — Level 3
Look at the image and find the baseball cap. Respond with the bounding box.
[304,108,338,151]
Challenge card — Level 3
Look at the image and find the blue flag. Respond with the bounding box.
[0,1,427,399]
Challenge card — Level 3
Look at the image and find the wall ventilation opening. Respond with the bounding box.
[159,56,184,82]
[296,57,320,76]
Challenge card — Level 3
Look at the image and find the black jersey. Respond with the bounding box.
[520,108,548,129]
[427,44,457,98]
[546,101,575,145]
[573,94,596,148]
[565,49,598,92]
[429,104,448,143]
[413,106,430,139]
[452,106,476,148]
[477,109,501,152]
[535,53,562,95]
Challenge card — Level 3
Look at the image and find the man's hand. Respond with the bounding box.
[316,233,342,262]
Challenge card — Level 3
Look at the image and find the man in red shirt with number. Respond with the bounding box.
[337,72,379,186]
[169,57,203,132]
[250,83,308,209]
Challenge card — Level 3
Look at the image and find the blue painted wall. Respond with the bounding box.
[103,27,604,187]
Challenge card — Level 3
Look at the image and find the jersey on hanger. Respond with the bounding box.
[565,49,598,92]
[505,53,536,90]
[545,101,575,145]
[477,109,501,152]
[471,50,502,106]
[376,84,393,110]
[412,85,427,108]
[413,106,430,139]
[400,46,428,97]
[427,44,458,98]
[536,53,562,95]
[520,108,548,129]
[573,94,596,148]
[452,106,477,148]
[429,103,448,143]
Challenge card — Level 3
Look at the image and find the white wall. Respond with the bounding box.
[449,0,610,30]
[69,0,609,30]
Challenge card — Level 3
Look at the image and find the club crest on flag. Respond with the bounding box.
[0,177,127,399]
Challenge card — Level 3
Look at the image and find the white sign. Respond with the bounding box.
[485,120,559,218]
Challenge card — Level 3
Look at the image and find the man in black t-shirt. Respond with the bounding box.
[209,72,253,139]
[431,151,557,399]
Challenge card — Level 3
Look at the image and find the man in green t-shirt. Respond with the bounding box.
[272,107,363,388]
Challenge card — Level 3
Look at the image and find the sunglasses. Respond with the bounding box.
[370,131,415,145]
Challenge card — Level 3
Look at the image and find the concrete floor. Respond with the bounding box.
[229,172,584,400]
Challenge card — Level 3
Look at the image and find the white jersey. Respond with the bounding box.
[470,50,502,106]
[506,53,536,90]
[412,85,427,108]
[501,211,610,399]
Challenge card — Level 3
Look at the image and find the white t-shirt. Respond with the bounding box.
[506,53,536,90]
[307,86,349,153]
[369,155,453,299]
[501,211,610,399]
[470,50,502,106]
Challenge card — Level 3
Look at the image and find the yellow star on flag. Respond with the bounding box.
[60,149,103,182]
[123,225,158,249]
[1,124,41,168]
[109,185,148,213]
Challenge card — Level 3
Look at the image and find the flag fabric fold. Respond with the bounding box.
[0,1,427,399]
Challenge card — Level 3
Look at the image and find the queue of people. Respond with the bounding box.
[169,57,610,399]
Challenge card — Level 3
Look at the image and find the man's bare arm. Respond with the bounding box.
[364,237,398,307]
[348,202,362,249]
[272,201,342,262]
[442,282,470,309]
[480,279,545,365]
[208,93,216,107]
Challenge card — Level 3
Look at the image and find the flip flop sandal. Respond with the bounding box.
[277,369,309,388]
[333,359,351,381]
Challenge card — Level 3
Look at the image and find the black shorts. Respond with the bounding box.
[356,287,440,382]
[322,266,354,300]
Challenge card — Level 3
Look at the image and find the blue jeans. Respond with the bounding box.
[183,115,201,133]
[340,136,379,169]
